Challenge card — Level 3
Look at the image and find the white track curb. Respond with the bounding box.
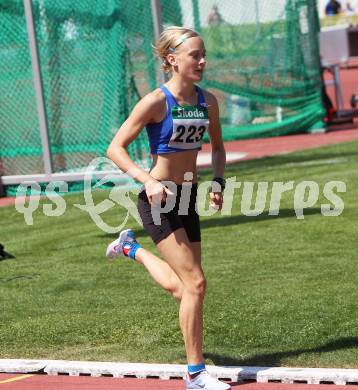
[1,360,358,385]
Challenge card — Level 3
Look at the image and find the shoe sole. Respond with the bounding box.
[186,384,231,390]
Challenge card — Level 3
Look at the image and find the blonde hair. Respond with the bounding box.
[154,26,200,73]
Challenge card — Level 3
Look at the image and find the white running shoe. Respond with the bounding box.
[105,229,138,260]
[185,371,231,390]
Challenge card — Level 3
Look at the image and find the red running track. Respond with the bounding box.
[201,127,358,164]
[1,374,358,390]
[323,60,358,110]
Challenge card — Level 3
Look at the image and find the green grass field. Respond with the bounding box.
[1,140,357,368]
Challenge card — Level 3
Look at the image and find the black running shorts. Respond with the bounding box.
[137,183,201,245]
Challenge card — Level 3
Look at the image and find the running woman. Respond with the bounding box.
[106,26,229,390]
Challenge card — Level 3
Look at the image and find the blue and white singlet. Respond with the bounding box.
[146,84,210,155]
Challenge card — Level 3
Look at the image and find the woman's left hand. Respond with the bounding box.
[209,191,223,210]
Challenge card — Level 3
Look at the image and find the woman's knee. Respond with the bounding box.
[186,275,207,297]
[171,275,206,301]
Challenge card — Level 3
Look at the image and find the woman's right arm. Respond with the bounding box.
[107,93,158,184]
[107,92,172,203]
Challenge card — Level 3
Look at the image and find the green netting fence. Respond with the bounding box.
[0,0,325,195]
[197,0,325,141]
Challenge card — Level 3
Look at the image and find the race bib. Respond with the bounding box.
[168,105,209,149]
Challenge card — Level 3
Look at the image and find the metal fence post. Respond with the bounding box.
[192,0,201,33]
[150,0,168,83]
[24,0,53,178]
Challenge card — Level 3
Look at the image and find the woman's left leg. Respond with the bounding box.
[156,231,205,365]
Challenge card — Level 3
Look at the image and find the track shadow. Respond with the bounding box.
[204,336,358,367]
[0,243,15,261]
[101,207,323,239]
[200,207,322,230]
[0,273,41,283]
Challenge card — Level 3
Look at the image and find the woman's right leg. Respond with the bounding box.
[108,226,204,364]
[134,189,187,302]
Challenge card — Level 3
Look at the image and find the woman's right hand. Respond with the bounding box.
[144,179,174,206]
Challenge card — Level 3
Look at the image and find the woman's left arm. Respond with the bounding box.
[205,91,226,208]
[206,91,226,178]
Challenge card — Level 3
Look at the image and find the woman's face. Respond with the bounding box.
[169,36,206,81]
